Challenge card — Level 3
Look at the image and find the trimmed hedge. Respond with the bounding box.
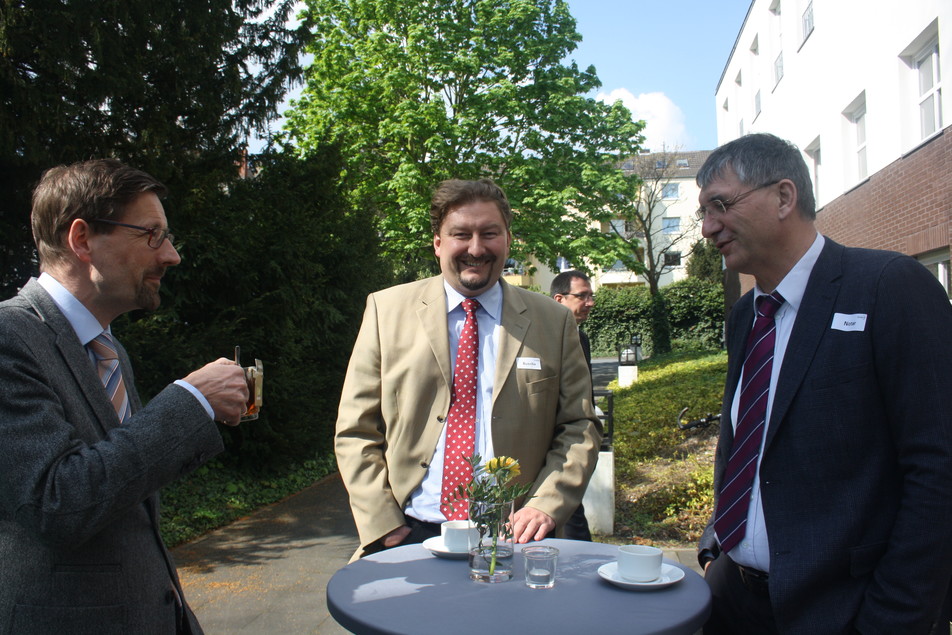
[587,278,724,357]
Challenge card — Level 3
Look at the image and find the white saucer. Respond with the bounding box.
[422,536,469,559]
[597,562,685,590]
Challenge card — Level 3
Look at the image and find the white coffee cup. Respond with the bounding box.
[617,545,663,582]
[441,520,478,552]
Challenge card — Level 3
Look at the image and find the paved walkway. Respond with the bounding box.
[173,472,703,634]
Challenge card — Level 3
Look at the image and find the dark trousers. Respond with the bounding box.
[563,503,592,541]
[704,554,777,635]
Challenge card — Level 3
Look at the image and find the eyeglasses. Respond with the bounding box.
[565,292,595,302]
[91,219,175,249]
[696,180,780,220]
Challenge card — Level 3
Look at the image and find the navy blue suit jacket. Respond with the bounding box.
[700,238,952,633]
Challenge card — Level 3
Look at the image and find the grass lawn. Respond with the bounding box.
[595,349,726,549]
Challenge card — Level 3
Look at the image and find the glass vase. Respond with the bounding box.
[468,499,514,582]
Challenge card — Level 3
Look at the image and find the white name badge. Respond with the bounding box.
[831,313,867,332]
[517,357,542,370]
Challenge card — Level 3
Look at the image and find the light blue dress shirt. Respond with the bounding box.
[36,273,214,419]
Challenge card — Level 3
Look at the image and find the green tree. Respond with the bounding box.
[0,0,307,296]
[119,149,386,464]
[686,239,723,284]
[605,148,706,354]
[285,0,645,278]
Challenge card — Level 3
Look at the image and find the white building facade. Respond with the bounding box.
[716,0,951,297]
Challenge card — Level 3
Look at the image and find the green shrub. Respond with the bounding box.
[160,453,338,546]
[587,279,724,357]
[118,150,387,466]
[610,350,726,545]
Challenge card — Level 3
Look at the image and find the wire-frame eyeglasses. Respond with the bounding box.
[696,180,780,221]
[91,219,175,249]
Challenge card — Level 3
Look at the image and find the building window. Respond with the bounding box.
[662,218,680,234]
[676,158,689,168]
[723,97,729,111]
[801,2,814,44]
[735,70,742,86]
[843,94,867,182]
[739,119,745,137]
[918,248,951,299]
[774,53,784,85]
[853,107,867,180]
[662,183,679,199]
[664,252,682,267]
[556,256,571,272]
[804,137,821,206]
[916,41,942,139]
[754,90,762,118]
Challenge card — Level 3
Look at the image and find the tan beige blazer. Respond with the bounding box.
[336,276,601,557]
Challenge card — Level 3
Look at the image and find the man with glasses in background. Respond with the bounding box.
[551,269,596,541]
[0,159,250,634]
[696,134,952,634]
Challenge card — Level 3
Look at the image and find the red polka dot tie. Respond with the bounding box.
[441,298,480,520]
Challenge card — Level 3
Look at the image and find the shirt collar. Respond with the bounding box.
[443,279,503,320]
[754,232,825,313]
[37,272,109,345]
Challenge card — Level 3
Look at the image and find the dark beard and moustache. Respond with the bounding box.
[457,256,496,292]
[135,268,166,311]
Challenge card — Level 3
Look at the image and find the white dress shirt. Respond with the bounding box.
[404,280,503,522]
[725,233,824,571]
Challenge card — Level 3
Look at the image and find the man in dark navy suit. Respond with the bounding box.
[696,134,952,634]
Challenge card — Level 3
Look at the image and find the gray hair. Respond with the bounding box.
[697,133,816,219]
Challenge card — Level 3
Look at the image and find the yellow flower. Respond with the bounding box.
[486,456,520,478]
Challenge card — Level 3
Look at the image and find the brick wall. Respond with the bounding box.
[815,128,952,257]
[737,127,952,295]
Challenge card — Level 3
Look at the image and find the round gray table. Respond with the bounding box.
[326,538,711,634]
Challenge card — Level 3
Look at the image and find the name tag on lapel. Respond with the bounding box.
[831,313,867,332]
[517,357,542,370]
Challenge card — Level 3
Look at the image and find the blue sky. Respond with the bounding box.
[567,0,752,152]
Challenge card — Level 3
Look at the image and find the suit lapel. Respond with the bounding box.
[21,280,120,435]
[763,240,844,451]
[493,281,529,404]
[722,291,755,446]
[417,276,453,389]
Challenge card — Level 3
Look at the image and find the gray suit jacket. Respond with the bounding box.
[700,239,952,633]
[336,276,601,557]
[0,279,224,634]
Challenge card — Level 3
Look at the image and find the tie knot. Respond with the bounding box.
[756,292,784,319]
[462,298,480,317]
[89,332,118,361]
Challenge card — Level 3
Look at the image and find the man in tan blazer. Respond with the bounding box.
[336,179,602,559]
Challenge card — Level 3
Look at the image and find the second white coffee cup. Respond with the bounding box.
[617,545,663,582]
[441,520,478,552]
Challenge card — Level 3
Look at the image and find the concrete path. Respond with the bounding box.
[173,472,702,634]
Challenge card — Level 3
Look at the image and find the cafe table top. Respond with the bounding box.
[326,538,711,635]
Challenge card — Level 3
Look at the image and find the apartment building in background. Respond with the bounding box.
[511,150,711,294]
[716,0,951,297]
[592,150,710,291]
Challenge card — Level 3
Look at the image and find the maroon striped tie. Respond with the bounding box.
[441,298,480,520]
[714,292,784,554]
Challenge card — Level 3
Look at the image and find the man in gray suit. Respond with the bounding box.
[697,134,952,633]
[0,159,250,634]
